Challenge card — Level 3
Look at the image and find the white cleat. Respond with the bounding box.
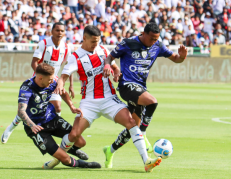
[1,127,12,144]
[42,158,60,169]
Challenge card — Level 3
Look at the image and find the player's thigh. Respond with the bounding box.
[51,116,73,138]
[78,100,101,127]
[114,108,136,129]
[137,91,158,106]
[119,84,146,106]
[101,95,127,122]
[24,126,59,156]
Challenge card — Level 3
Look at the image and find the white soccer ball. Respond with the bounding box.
[153,139,173,159]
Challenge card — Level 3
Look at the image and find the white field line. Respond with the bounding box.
[212,117,231,124]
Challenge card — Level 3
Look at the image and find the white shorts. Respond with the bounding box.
[49,93,62,102]
[78,95,127,127]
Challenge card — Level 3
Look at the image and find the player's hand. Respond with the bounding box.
[103,64,112,78]
[31,125,44,134]
[113,68,121,82]
[54,79,66,95]
[69,85,75,99]
[178,45,188,60]
[70,105,83,117]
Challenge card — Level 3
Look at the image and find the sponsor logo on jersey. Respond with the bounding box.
[141,50,148,58]
[135,60,151,65]
[86,65,104,78]
[131,51,140,59]
[21,93,25,96]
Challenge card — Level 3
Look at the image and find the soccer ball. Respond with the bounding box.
[153,139,173,159]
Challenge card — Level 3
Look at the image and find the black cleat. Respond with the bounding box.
[77,160,101,168]
[67,149,89,160]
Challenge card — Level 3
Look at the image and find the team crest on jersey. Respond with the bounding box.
[116,45,120,50]
[36,46,39,49]
[42,93,47,101]
[60,53,64,58]
[141,50,148,58]
[131,51,140,59]
[35,95,41,103]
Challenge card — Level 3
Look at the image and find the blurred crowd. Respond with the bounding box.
[0,0,231,51]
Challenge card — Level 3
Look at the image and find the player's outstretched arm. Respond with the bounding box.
[68,74,75,99]
[103,55,116,78]
[17,103,44,134]
[111,63,121,82]
[60,92,83,117]
[54,74,69,95]
[31,57,40,72]
[168,45,188,63]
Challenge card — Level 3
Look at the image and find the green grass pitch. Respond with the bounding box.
[0,81,231,179]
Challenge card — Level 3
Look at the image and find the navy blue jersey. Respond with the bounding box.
[18,77,58,126]
[110,36,173,88]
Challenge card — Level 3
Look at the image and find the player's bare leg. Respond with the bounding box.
[43,147,100,169]
[49,100,62,116]
[112,108,161,172]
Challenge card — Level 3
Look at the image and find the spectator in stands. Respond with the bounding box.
[203,0,214,15]
[192,33,199,47]
[213,29,226,45]
[213,0,226,16]
[95,0,106,20]
[68,0,78,18]
[203,12,215,41]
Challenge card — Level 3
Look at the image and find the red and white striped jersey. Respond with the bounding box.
[33,36,71,77]
[62,45,116,99]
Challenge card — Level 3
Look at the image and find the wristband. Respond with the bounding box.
[104,64,111,69]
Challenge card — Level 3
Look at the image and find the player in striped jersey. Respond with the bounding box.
[44,25,162,172]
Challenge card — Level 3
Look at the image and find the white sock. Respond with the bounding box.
[60,134,74,152]
[56,112,61,116]
[129,126,148,164]
[142,131,146,136]
[110,145,116,153]
[8,115,22,132]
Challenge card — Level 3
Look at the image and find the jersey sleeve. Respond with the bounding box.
[110,40,128,58]
[61,54,78,76]
[18,87,33,105]
[33,40,45,59]
[157,43,173,58]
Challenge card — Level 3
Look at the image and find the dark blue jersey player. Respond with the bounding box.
[16,63,100,169]
[103,22,188,168]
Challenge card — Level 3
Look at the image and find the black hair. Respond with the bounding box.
[83,25,101,36]
[52,22,65,30]
[144,22,160,34]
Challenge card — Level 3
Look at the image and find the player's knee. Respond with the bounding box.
[125,117,136,129]
[146,97,157,105]
[55,106,62,113]
[69,130,81,142]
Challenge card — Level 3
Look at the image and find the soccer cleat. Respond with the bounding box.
[67,149,89,160]
[1,127,12,144]
[144,157,162,172]
[77,160,101,168]
[42,158,60,169]
[143,134,153,153]
[103,146,114,168]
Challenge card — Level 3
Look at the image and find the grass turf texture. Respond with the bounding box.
[0,81,231,179]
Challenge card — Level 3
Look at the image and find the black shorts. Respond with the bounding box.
[24,116,72,156]
[118,83,146,118]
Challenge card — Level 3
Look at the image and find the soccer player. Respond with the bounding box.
[45,25,162,172]
[103,22,188,168]
[2,22,73,144]
[17,63,100,169]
